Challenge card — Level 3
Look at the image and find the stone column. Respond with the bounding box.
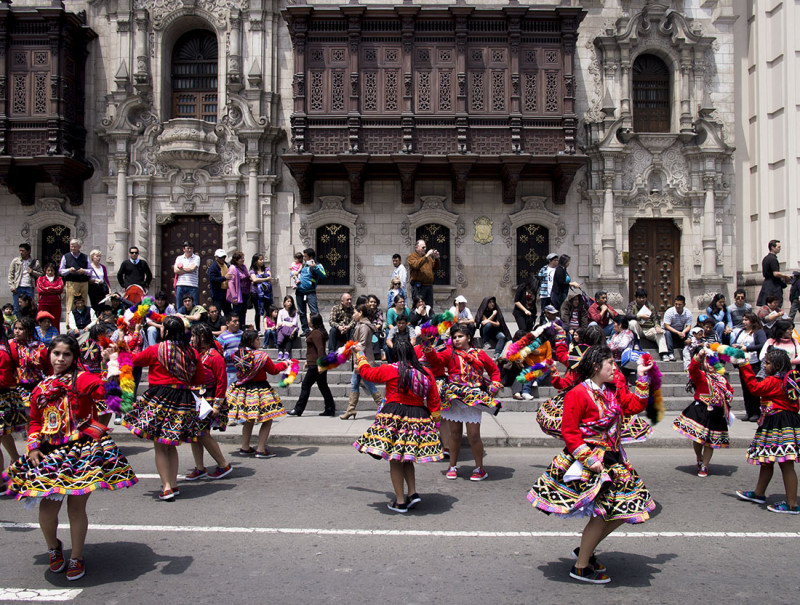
[244,157,261,260]
[113,157,129,263]
[702,175,717,275]
[601,174,616,277]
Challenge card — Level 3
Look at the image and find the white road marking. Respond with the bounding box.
[2,522,798,539]
[0,588,82,601]
[135,474,185,480]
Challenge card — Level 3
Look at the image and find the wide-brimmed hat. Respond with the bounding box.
[454,295,468,304]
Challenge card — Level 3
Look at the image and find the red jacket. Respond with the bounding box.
[36,275,64,306]
[425,347,500,384]
[357,356,441,415]
[688,358,734,407]
[563,378,650,466]
[200,348,227,401]
[739,363,799,414]
[27,371,105,453]
[133,344,207,387]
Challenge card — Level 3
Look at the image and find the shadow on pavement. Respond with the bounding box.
[675,463,738,477]
[537,552,676,587]
[116,444,152,457]
[36,541,193,587]
[369,492,459,516]
[142,481,238,501]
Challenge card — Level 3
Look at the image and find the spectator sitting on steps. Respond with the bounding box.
[626,287,669,361]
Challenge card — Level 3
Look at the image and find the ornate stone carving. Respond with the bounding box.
[500,256,512,288]
[354,218,366,248]
[355,255,367,287]
[400,218,412,248]
[137,0,250,30]
[473,216,493,245]
[155,119,220,170]
[584,40,605,124]
[299,222,311,247]
[455,256,468,288]
[156,214,176,225]
[209,214,224,225]
[501,216,512,248]
[455,215,466,248]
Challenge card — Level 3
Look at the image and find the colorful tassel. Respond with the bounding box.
[317,340,358,372]
[278,358,300,388]
[709,342,745,363]
[640,353,664,424]
[417,311,455,343]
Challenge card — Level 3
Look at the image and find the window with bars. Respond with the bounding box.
[171,31,218,123]
[415,224,451,286]
[632,54,671,133]
[316,224,350,286]
[516,224,549,285]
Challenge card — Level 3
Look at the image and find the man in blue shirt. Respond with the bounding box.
[295,248,326,337]
[216,314,243,386]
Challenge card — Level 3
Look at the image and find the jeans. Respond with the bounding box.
[411,282,434,311]
[664,331,687,355]
[480,323,507,356]
[146,325,162,348]
[263,329,277,348]
[328,327,353,352]
[296,290,318,333]
[12,286,34,316]
[350,370,378,396]
[176,285,198,308]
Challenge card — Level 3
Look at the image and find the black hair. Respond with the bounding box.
[89,323,107,341]
[558,254,570,267]
[394,339,428,395]
[734,288,746,298]
[355,295,369,307]
[577,325,606,347]
[768,239,780,252]
[19,242,31,252]
[764,348,792,377]
[283,295,297,316]
[574,345,614,383]
[191,323,214,348]
[47,334,81,376]
[512,329,527,342]
[594,290,607,300]
[239,328,260,350]
[155,291,168,300]
[309,313,326,335]
[161,316,188,345]
[250,253,264,272]
[0,313,8,350]
[43,261,56,272]
[392,253,402,261]
[15,316,36,339]
[612,315,629,329]
[675,295,686,303]
[710,293,727,312]
[634,288,648,298]
[303,248,316,259]
[449,323,473,347]
[766,295,780,305]
[225,314,240,325]
[772,319,793,341]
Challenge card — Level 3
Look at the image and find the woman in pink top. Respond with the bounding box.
[226,251,252,329]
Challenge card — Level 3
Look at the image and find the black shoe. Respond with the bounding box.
[387,500,408,513]
[319,410,336,416]
[287,409,302,416]
[748,415,760,422]
[407,493,422,508]
[300,331,310,338]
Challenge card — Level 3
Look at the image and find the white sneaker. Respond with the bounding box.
[521,393,534,400]
[668,354,675,361]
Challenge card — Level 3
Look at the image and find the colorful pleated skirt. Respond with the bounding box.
[746,410,800,465]
[2,435,137,506]
[122,385,205,445]
[226,380,286,424]
[354,401,444,463]
[672,402,729,448]
[440,381,500,423]
[527,448,655,523]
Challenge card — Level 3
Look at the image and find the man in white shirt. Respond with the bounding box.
[449,294,475,336]
[538,253,559,321]
[662,295,693,361]
[174,241,201,307]
[391,253,407,293]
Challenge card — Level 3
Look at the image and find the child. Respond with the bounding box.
[2,335,138,580]
[2,303,16,338]
[673,345,733,476]
[289,252,303,292]
[263,305,278,349]
[10,317,48,408]
[35,311,59,346]
[735,348,800,513]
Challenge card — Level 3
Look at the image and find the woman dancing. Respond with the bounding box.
[353,339,443,512]
[672,346,734,477]
[185,323,233,480]
[528,346,654,584]
[10,316,48,409]
[2,335,137,580]
[425,324,501,482]
[0,314,24,472]
[122,315,207,500]
[226,329,288,458]
[735,348,800,513]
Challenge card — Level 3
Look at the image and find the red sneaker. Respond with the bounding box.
[185,467,207,481]
[470,467,489,481]
[66,558,85,581]
[207,464,233,479]
[48,539,65,573]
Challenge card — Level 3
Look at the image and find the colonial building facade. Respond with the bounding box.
[0,0,755,315]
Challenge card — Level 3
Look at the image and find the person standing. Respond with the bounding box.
[732,312,767,421]
[225,251,251,329]
[513,276,538,333]
[36,263,64,329]
[407,239,440,311]
[757,240,792,306]
[249,254,273,332]
[8,242,43,317]
[537,253,559,320]
[116,247,153,292]
[391,253,408,293]
[87,250,112,315]
[662,295,693,361]
[550,254,580,311]
[295,248,326,337]
[174,241,200,308]
[59,239,91,317]
[288,313,336,417]
[207,249,231,317]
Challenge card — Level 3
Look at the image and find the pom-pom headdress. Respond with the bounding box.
[640,352,664,424]
[278,358,300,388]
[317,340,358,372]
[417,311,455,343]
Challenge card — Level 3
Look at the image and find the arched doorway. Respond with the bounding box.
[628,219,680,313]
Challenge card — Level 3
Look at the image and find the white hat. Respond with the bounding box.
[214,249,227,258]
[454,295,468,304]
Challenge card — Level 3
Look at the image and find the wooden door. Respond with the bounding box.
[628,219,680,313]
[159,216,222,306]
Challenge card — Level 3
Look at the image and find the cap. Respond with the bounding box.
[697,314,713,324]
[454,295,468,304]
[546,253,558,261]
[544,304,558,314]
[36,311,55,322]
[214,249,227,258]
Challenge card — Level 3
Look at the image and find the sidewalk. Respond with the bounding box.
[109,411,758,449]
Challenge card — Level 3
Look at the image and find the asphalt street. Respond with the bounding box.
[2,443,799,604]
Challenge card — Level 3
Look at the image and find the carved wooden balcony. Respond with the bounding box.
[0,4,96,206]
[282,4,587,205]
